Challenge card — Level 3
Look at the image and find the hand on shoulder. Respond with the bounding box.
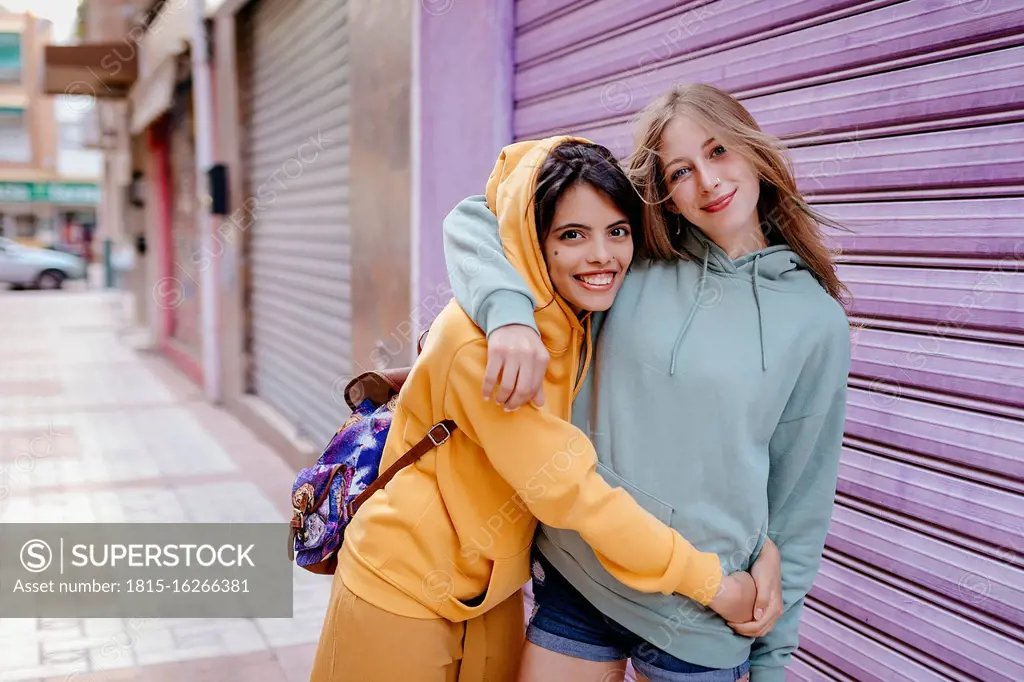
[482,324,549,411]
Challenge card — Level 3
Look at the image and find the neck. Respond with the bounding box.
[707,213,767,259]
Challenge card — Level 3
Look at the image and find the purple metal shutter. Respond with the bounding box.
[513,2,1024,680]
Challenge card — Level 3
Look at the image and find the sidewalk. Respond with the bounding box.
[0,288,331,681]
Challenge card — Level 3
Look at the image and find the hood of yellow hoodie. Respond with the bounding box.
[485,136,590,355]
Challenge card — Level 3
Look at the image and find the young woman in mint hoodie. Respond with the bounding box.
[442,84,850,682]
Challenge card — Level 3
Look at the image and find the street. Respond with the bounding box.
[0,288,330,681]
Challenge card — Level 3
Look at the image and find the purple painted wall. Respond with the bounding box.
[415,0,513,321]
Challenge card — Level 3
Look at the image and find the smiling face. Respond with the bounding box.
[541,182,634,313]
[660,115,765,257]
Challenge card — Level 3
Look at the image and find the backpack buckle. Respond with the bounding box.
[291,508,306,543]
[428,423,451,446]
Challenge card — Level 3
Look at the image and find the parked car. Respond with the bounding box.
[0,237,87,290]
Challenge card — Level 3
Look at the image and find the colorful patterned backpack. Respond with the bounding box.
[288,365,456,574]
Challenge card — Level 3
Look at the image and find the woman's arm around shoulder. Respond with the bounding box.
[441,338,726,606]
[442,195,537,336]
[443,196,550,409]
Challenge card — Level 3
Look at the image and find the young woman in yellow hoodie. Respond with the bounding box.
[310,137,758,682]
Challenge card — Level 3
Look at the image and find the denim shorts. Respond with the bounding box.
[526,549,750,682]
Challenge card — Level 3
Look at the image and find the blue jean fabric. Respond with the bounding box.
[526,548,750,682]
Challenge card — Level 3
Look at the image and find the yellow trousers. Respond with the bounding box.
[311,579,525,682]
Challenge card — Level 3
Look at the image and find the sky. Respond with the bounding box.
[2,0,81,43]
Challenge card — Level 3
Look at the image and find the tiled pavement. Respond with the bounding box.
[0,289,331,681]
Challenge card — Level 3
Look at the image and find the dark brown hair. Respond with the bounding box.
[534,140,644,252]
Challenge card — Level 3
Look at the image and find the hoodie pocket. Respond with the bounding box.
[595,462,674,526]
[435,545,532,623]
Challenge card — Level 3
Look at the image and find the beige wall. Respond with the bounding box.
[0,11,57,176]
[83,0,149,43]
[29,19,57,172]
[349,0,415,372]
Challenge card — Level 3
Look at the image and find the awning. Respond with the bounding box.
[129,55,179,134]
[42,44,138,99]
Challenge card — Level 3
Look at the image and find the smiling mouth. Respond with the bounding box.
[573,272,617,291]
[702,189,736,212]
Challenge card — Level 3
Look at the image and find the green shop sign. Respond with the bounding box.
[0,182,100,205]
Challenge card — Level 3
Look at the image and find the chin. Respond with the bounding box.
[579,294,617,312]
[698,215,747,239]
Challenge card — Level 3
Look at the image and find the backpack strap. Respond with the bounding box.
[345,419,458,518]
[344,369,411,411]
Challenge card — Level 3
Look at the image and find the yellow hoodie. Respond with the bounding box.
[337,137,723,622]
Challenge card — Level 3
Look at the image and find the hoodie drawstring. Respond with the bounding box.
[669,246,710,376]
[752,253,767,372]
[669,244,768,375]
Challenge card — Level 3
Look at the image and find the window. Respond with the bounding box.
[60,119,86,148]
[0,108,30,162]
[0,33,20,83]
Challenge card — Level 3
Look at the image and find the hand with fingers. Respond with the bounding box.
[727,536,783,638]
[482,324,549,411]
[707,570,756,624]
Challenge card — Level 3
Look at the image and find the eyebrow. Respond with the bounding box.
[555,219,630,231]
[664,137,718,168]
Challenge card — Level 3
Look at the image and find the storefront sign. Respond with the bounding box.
[0,182,31,202]
[0,182,100,205]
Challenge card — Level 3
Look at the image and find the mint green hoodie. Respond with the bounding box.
[443,196,851,681]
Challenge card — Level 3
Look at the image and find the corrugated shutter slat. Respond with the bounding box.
[241,0,351,444]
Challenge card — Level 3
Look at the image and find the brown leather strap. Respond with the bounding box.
[289,462,346,561]
[344,369,411,410]
[347,419,457,517]
[308,463,346,514]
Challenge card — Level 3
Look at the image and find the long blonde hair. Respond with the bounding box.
[626,83,848,302]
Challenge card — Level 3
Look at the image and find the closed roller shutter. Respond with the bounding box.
[239,0,351,444]
[514,1,1024,679]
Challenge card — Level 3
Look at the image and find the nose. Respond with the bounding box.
[588,233,612,264]
[697,167,719,194]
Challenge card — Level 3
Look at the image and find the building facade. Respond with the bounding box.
[43,1,1023,677]
[0,9,99,253]
[44,0,216,379]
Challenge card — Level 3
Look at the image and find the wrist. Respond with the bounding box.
[711,571,730,600]
[480,291,537,337]
[677,551,724,607]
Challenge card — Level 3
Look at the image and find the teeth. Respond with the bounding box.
[579,273,614,286]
